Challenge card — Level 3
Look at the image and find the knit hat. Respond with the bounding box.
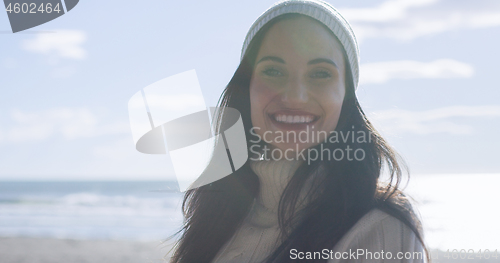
[240,0,360,90]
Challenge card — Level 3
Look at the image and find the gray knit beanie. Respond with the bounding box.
[240,0,360,90]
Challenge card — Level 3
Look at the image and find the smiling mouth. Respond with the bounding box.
[270,113,318,124]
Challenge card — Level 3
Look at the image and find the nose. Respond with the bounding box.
[281,77,308,105]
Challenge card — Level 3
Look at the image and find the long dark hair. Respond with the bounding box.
[170,13,429,263]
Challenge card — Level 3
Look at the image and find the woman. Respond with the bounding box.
[170,0,429,262]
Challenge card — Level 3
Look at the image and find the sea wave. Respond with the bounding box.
[0,189,184,241]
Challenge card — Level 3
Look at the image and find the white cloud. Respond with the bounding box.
[21,30,87,60]
[369,105,500,135]
[93,138,136,162]
[360,59,474,84]
[0,108,129,143]
[134,94,206,111]
[339,0,500,41]
[340,0,437,23]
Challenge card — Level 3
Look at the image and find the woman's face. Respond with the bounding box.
[250,16,346,153]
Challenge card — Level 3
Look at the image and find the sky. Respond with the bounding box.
[0,0,499,181]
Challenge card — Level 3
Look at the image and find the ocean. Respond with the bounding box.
[0,181,184,242]
[1,174,499,252]
[404,173,500,252]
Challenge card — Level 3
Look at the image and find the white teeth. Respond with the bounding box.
[273,114,315,124]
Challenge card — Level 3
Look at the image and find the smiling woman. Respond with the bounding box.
[250,15,346,152]
[169,1,429,262]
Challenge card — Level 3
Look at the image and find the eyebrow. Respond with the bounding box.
[308,58,338,68]
[255,56,338,68]
[256,56,284,64]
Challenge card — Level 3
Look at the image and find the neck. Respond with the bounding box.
[249,158,303,226]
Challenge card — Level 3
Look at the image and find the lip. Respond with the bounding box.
[268,110,320,131]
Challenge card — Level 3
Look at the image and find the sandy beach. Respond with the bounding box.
[0,237,175,263]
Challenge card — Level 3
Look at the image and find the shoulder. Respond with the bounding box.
[328,208,426,263]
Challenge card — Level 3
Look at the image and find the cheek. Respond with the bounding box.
[249,77,279,125]
[319,85,345,131]
[250,77,278,101]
